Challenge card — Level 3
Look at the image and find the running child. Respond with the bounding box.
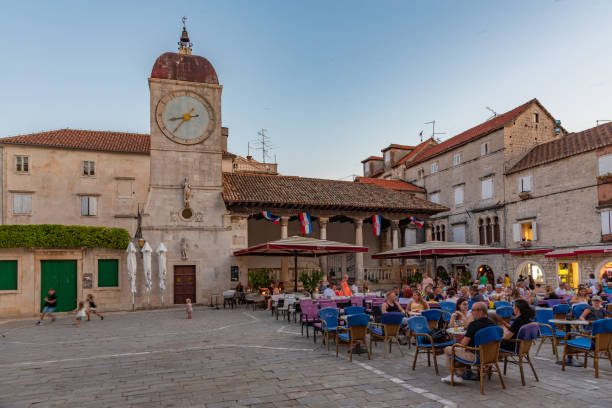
[86,294,104,321]
[36,288,57,325]
[75,301,87,327]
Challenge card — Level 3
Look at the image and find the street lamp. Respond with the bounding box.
[134,204,146,252]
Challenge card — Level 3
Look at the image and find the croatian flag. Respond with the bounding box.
[299,212,312,234]
[372,215,382,236]
[260,210,280,224]
[409,216,424,228]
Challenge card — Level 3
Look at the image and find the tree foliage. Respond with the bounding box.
[0,225,130,249]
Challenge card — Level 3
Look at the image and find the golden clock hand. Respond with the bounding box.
[173,119,186,133]
[168,116,183,121]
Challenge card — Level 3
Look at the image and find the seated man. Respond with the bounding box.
[323,284,336,298]
[442,302,495,383]
[580,296,606,321]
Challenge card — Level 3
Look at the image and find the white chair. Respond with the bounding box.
[278,297,296,321]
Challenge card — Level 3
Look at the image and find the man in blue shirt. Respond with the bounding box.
[604,281,612,295]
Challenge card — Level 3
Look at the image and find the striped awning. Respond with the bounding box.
[372,241,508,259]
[545,245,612,258]
[233,235,368,257]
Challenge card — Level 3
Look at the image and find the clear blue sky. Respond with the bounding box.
[1,1,611,179]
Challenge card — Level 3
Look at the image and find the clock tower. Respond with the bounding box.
[144,22,235,305]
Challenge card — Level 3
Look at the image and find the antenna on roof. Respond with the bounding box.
[424,120,445,142]
[485,106,497,120]
[251,129,275,163]
[419,130,423,143]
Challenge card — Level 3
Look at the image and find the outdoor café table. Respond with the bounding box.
[446,327,467,336]
[548,319,592,366]
[208,293,223,309]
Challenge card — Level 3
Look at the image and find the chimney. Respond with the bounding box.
[221,127,229,152]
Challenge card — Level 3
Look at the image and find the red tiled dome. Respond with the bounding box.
[151,52,218,85]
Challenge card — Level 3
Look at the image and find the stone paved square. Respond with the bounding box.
[1,307,611,408]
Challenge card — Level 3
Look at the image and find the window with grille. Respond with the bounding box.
[453,153,461,166]
[15,156,29,173]
[431,162,438,174]
[83,161,95,176]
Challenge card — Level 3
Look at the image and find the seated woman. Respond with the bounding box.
[590,282,604,297]
[381,290,406,314]
[580,296,606,321]
[235,282,244,292]
[544,285,559,299]
[265,284,280,310]
[449,297,472,327]
[569,285,589,305]
[409,291,430,313]
[500,299,534,351]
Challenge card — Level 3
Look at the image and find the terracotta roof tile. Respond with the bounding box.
[361,155,383,163]
[354,177,424,193]
[406,99,537,168]
[222,172,447,214]
[393,138,437,168]
[507,122,612,174]
[0,129,150,154]
[382,144,414,152]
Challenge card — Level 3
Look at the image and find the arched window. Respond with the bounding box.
[478,219,485,245]
[435,225,441,241]
[486,217,492,244]
[441,225,446,241]
[493,216,500,243]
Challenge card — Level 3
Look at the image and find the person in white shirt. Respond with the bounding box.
[421,273,434,290]
[351,281,359,294]
[445,288,459,303]
[323,284,336,298]
[555,283,569,296]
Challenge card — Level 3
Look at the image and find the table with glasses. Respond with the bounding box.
[548,319,592,366]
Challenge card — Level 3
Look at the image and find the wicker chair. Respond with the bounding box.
[368,312,405,358]
[450,326,505,395]
[499,322,540,385]
[336,313,371,362]
[408,316,455,375]
[495,306,514,324]
[314,307,339,349]
[535,309,566,360]
[562,318,612,378]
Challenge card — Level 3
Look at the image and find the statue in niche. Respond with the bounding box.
[183,177,192,209]
[180,237,189,260]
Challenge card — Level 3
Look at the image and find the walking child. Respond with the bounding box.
[86,294,104,321]
[75,301,87,326]
[186,298,193,319]
[36,287,57,325]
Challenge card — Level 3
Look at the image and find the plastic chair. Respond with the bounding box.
[277,297,295,321]
[368,312,405,358]
[494,301,511,309]
[552,304,570,320]
[439,302,455,323]
[336,313,371,362]
[344,306,365,316]
[450,326,505,395]
[408,316,455,375]
[496,306,514,323]
[545,299,561,308]
[350,297,363,307]
[571,304,590,320]
[535,309,566,360]
[300,303,319,338]
[468,300,475,310]
[421,309,442,331]
[500,322,540,385]
[562,318,612,378]
[313,307,339,349]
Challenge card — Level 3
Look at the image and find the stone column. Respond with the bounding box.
[319,217,329,283]
[425,221,433,242]
[280,216,290,284]
[353,218,364,283]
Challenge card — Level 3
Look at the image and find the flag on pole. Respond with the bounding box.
[409,216,424,228]
[372,215,382,236]
[260,210,281,224]
[299,212,312,234]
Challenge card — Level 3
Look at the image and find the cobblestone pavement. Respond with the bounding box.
[0,307,611,408]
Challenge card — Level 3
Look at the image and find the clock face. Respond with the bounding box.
[156,92,214,145]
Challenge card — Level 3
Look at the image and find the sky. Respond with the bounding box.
[1,0,611,179]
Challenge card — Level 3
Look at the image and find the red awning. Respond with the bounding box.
[372,241,508,259]
[233,236,368,257]
[545,245,612,258]
[509,247,553,256]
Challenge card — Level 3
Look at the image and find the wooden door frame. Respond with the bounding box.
[33,249,83,315]
[173,264,197,305]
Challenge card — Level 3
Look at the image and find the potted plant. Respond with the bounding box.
[518,191,532,200]
[248,268,274,293]
[299,269,324,297]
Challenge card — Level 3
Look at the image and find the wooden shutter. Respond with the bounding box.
[602,212,611,235]
[89,197,97,216]
[524,175,532,192]
[98,259,118,287]
[513,223,521,242]
[13,195,22,214]
[531,221,538,241]
[0,260,18,290]
[455,186,463,204]
[81,197,88,215]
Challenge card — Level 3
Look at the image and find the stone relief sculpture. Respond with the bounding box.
[195,212,204,222]
[183,177,192,209]
[180,237,189,260]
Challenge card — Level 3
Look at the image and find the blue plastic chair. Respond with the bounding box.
[439,302,456,323]
[468,300,475,310]
[368,312,405,358]
[336,313,371,361]
[314,307,338,350]
[408,316,455,375]
[500,322,540,385]
[421,309,442,331]
[563,319,612,378]
[535,309,565,360]
[496,306,514,322]
[494,301,511,309]
[451,326,505,394]
[552,304,570,319]
[571,304,589,320]
[344,305,365,316]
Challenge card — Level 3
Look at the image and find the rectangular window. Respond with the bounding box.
[98,259,119,287]
[83,161,95,176]
[453,153,461,166]
[513,221,537,242]
[601,211,612,235]
[15,156,29,173]
[598,155,612,176]
[481,142,489,156]
[431,162,438,174]
[80,196,98,216]
[454,185,464,205]
[13,194,32,215]
[452,225,466,243]
[0,260,18,290]
[429,192,440,204]
[519,175,532,193]
[417,168,424,179]
[533,112,539,123]
[481,178,493,199]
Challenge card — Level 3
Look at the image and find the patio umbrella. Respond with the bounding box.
[156,243,168,306]
[127,242,138,311]
[142,242,153,306]
[233,235,368,292]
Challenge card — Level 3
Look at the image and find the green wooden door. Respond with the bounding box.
[40,260,77,312]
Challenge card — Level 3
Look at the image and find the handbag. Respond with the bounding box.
[422,328,451,344]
